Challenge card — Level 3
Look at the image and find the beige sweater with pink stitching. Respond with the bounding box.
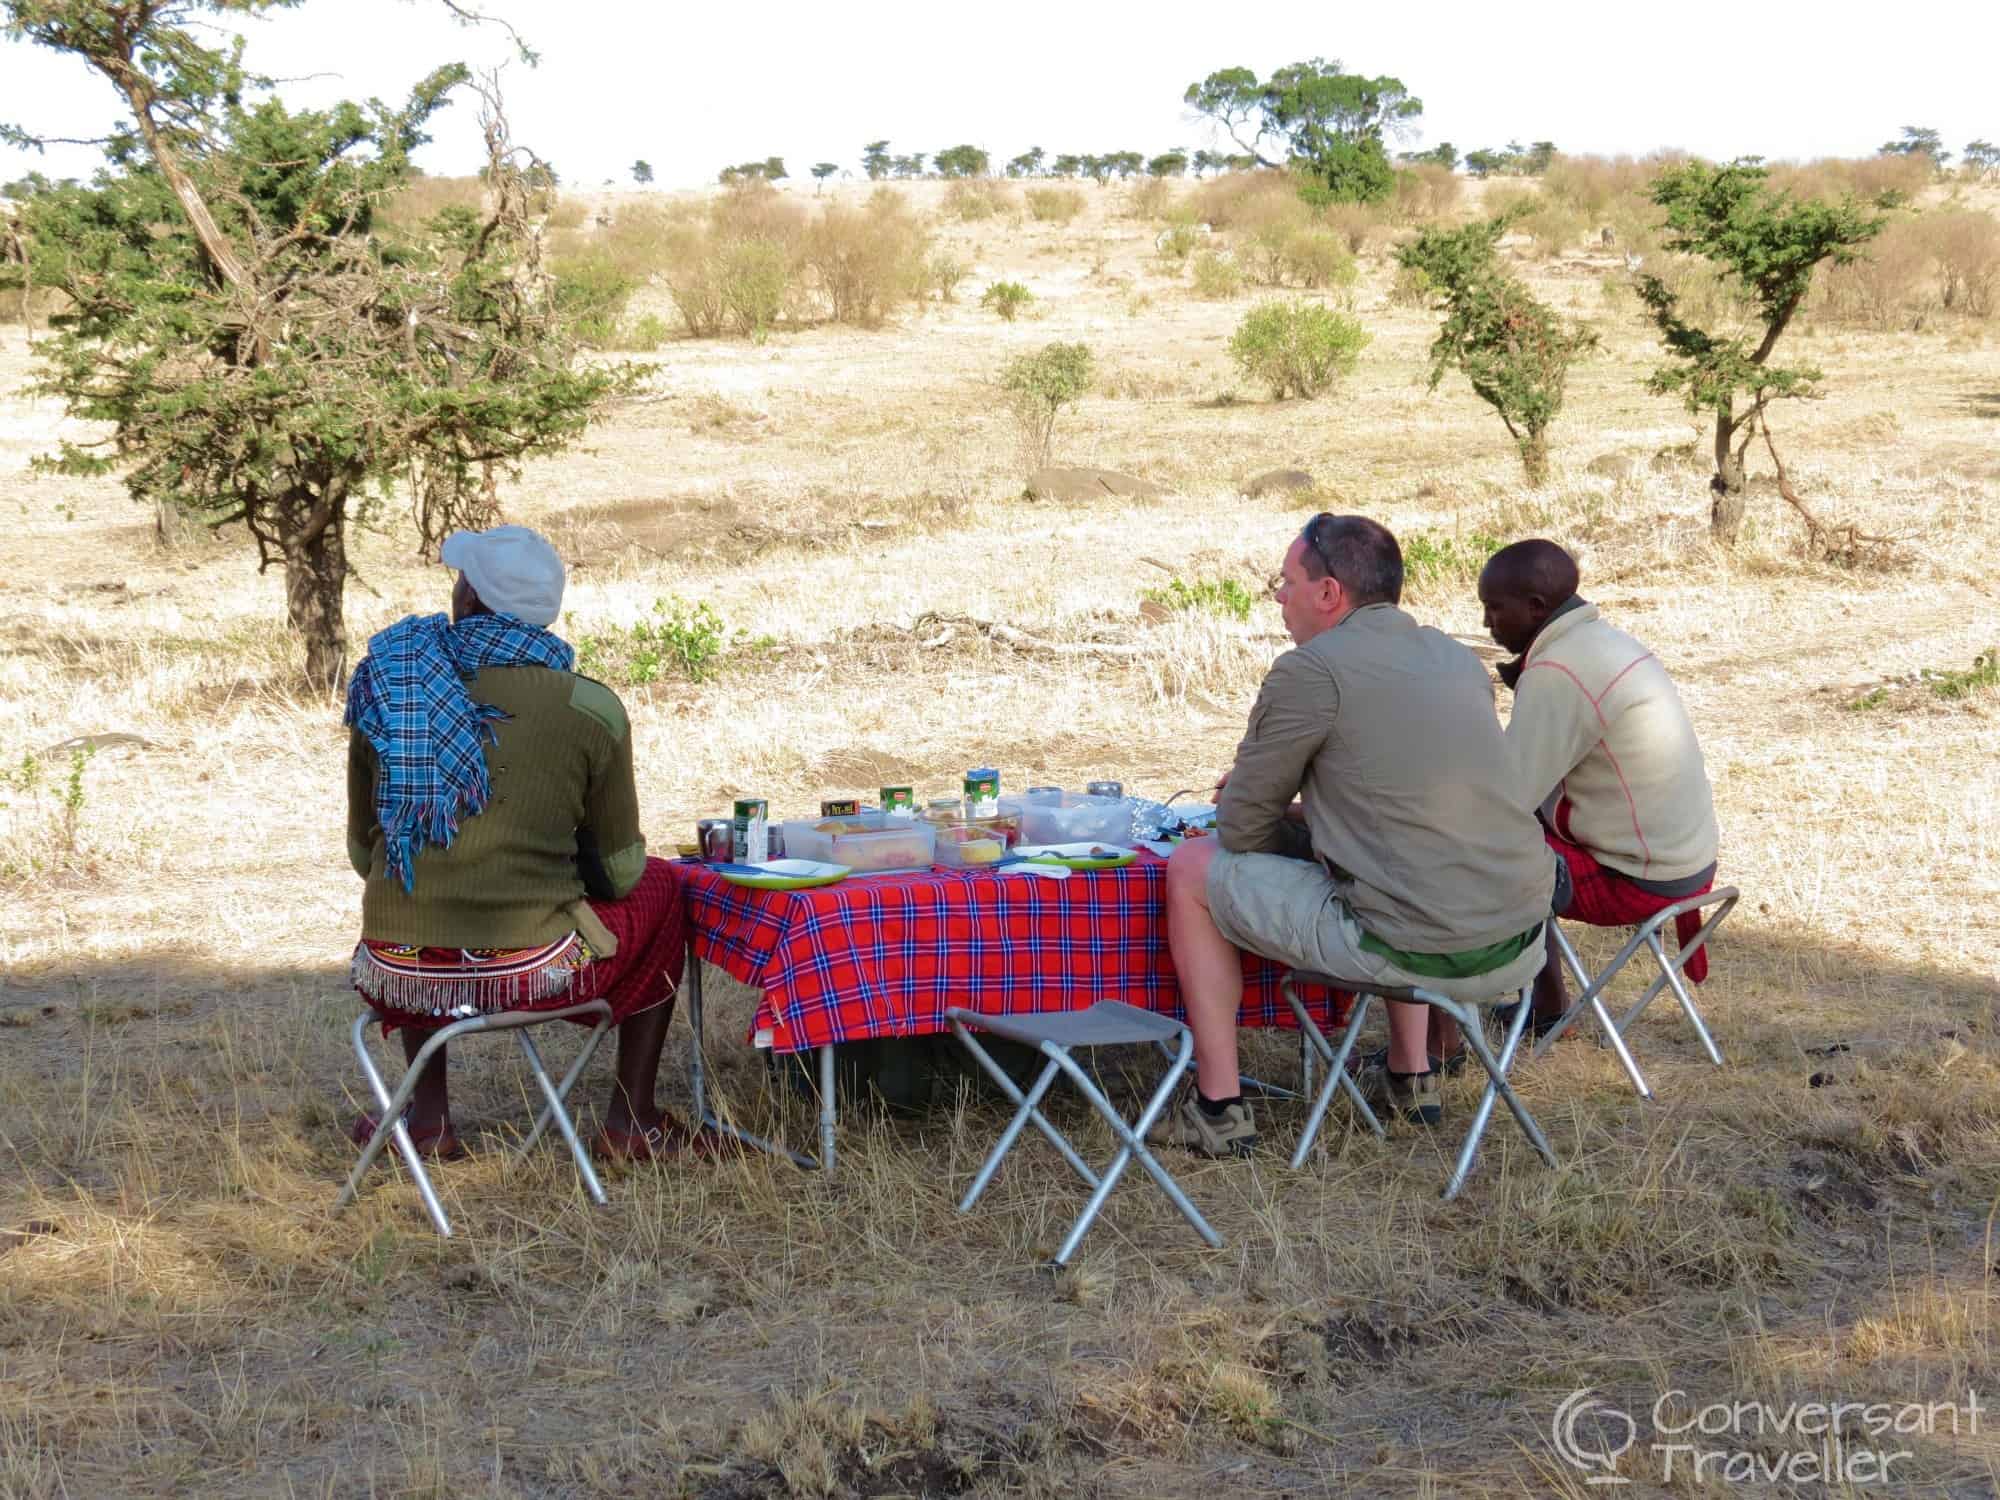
[1502,603,1718,882]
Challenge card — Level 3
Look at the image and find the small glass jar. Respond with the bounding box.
[1024,785,1062,804]
[921,797,965,826]
[766,824,787,859]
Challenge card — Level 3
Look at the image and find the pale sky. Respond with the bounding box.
[2,0,1995,191]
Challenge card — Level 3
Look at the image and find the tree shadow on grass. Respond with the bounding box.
[1962,390,2000,419]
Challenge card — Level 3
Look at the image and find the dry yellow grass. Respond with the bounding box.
[2,176,1998,1497]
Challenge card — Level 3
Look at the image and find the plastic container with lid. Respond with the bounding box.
[782,812,937,873]
[1016,793,1133,848]
[933,823,1011,868]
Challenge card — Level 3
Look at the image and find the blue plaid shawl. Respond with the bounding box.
[344,612,576,892]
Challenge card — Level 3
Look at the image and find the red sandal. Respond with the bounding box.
[348,1112,467,1162]
[592,1112,743,1164]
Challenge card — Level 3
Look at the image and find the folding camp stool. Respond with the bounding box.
[1285,973,1557,1200]
[1533,887,1740,1092]
[947,1002,1223,1266]
[334,998,615,1238]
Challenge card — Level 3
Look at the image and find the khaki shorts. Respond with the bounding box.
[1204,848,1545,1005]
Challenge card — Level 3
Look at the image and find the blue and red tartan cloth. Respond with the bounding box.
[681,851,1349,1054]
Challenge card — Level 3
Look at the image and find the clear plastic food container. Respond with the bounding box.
[781,813,937,873]
[1016,794,1133,847]
[932,824,1011,868]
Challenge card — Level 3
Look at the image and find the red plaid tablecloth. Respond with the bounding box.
[681,852,1350,1053]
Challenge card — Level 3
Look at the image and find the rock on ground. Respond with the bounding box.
[1023,467,1162,503]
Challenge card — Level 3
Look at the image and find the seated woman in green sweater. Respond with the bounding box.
[343,524,718,1163]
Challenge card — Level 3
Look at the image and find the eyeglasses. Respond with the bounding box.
[1300,511,1340,581]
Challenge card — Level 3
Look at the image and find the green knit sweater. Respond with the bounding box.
[346,666,646,947]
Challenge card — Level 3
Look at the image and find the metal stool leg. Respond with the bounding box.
[1048,1035,1220,1265]
[958,1055,1076,1214]
[515,1028,609,1207]
[953,1023,1100,1200]
[1285,988,1384,1168]
[520,1013,613,1155]
[336,1013,463,1237]
[1443,991,1556,1202]
[1536,922,1651,1098]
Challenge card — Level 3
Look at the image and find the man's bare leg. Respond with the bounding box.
[1531,922,1567,1021]
[399,1031,450,1135]
[1387,1001,1431,1074]
[1165,838,1246,1100]
[605,1000,674,1135]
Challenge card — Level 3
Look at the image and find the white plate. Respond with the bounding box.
[753,859,846,877]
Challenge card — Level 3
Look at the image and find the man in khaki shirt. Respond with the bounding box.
[1154,515,1554,1155]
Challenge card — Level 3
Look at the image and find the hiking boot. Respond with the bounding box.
[1148,1090,1258,1158]
[1354,1059,1442,1128]
[1490,1000,1562,1043]
[1352,1043,1467,1080]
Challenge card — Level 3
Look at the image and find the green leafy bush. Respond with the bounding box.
[1142,577,1256,621]
[1389,263,1433,307]
[982,280,1033,321]
[717,239,792,341]
[999,340,1093,468]
[1926,649,2000,700]
[1401,531,1504,589]
[1227,299,1370,399]
[551,251,639,347]
[1191,250,1243,299]
[1157,223,1198,260]
[575,597,731,685]
[925,251,968,303]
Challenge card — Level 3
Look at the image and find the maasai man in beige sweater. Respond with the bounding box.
[1479,539,1720,1030]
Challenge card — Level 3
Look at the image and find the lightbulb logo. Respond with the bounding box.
[1552,1389,1636,1484]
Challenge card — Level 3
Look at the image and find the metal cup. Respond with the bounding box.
[697,818,732,861]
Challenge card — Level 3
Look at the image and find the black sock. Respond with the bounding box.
[1196,1091,1242,1117]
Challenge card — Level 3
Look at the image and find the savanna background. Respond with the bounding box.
[3,45,2000,1499]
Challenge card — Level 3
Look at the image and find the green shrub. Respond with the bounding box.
[1227,299,1370,399]
[1157,223,1198,261]
[999,340,1093,468]
[1926,649,2000,700]
[551,250,638,347]
[575,597,731,685]
[717,238,792,340]
[1025,186,1086,224]
[1401,531,1504,589]
[1389,264,1434,308]
[925,251,968,303]
[982,280,1033,321]
[1191,250,1243,299]
[612,312,672,351]
[1142,577,1256,621]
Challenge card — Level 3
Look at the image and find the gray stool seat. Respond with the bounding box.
[947,1002,1223,1267]
[962,1000,1185,1050]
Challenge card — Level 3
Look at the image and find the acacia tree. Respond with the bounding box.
[810,161,837,193]
[1634,159,1887,543]
[1396,211,1597,484]
[630,158,652,184]
[1184,58,1420,203]
[1,0,630,689]
[932,144,988,179]
[861,140,890,180]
